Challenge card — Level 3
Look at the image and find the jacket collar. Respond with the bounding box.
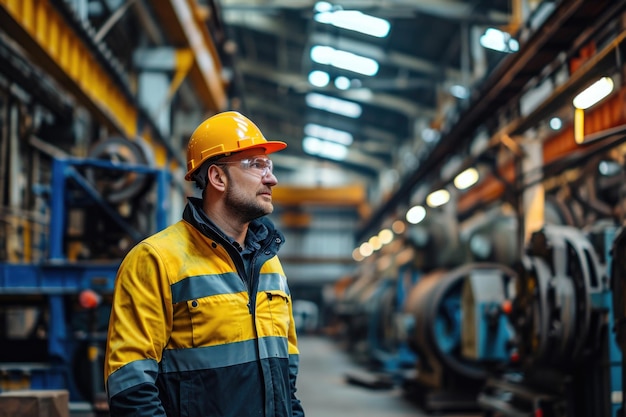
[183,197,284,254]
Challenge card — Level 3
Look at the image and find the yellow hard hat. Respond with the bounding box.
[185,111,287,181]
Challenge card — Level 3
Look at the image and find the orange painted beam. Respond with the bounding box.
[0,0,138,136]
[151,0,227,112]
[273,184,367,207]
[458,86,626,215]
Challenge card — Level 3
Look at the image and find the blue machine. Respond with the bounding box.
[461,267,515,363]
[476,224,622,417]
[402,263,517,413]
[610,226,626,417]
[0,156,169,411]
[366,262,419,375]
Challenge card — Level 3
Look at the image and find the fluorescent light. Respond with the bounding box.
[454,167,479,190]
[314,1,332,13]
[305,92,362,118]
[315,10,390,38]
[334,76,351,90]
[573,77,614,109]
[303,136,349,160]
[480,28,519,52]
[311,45,334,65]
[304,123,353,145]
[406,205,426,224]
[310,45,379,76]
[426,189,450,207]
[308,70,330,87]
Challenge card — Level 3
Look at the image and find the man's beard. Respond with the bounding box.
[224,186,273,223]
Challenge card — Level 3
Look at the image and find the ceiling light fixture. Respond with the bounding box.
[334,76,351,90]
[378,228,394,244]
[308,70,330,87]
[352,247,365,261]
[421,128,441,143]
[303,136,349,161]
[549,117,562,130]
[305,92,362,118]
[426,189,450,207]
[391,220,405,234]
[315,10,391,38]
[450,84,469,99]
[314,1,333,13]
[453,167,479,190]
[573,76,614,144]
[359,241,374,257]
[304,123,353,145]
[480,28,519,53]
[572,77,614,110]
[368,235,382,251]
[310,45,379,76]
[405,205,426,224]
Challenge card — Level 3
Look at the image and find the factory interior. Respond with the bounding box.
[1,0,626,416]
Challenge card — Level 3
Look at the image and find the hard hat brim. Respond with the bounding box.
[184,140,287,181]
[242,140,288,155]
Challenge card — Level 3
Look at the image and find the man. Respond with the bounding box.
[104,111,305,417]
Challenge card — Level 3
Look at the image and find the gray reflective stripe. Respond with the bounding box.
[161,336,288,373]
[106,358,159,398]
[170,272,246,303]
[171,272,289,303]
[258,273,290,295]
[289,353,300,368]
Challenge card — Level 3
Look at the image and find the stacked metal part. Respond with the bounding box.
[475,224,622,417]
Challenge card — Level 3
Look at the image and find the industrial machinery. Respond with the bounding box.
[0,146,169,414]
[333,209,469,384]
[364,244,420,377]
[403,262,517,413]
[475,223,622,417]
[611,226,626,417]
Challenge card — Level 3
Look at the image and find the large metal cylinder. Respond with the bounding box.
[86,136,155,204]
[405,264,514,387]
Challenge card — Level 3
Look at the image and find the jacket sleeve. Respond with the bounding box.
[288,295,305,417]
[104,242,173,417]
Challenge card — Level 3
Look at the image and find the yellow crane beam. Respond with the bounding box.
[0,0,138,137]
[151,0,228,112]
[0,0,227,167]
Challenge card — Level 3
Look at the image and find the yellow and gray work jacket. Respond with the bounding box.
[105,198,304,417]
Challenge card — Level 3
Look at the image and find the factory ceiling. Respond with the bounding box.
[7,0,617,242]
[214,0,626,243]
[216,0,518,181]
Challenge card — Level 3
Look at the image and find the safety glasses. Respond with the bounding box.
[216,157,274,177]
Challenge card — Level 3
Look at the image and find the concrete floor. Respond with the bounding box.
[296,335,481,417]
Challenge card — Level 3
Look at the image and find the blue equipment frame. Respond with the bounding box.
[0,156,170,408]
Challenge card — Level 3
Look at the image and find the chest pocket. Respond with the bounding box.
[261,290,290,337]
[187,295,246,346]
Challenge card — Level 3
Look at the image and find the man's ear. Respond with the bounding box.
[207,165,227,191]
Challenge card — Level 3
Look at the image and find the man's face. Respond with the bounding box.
[218,150,278,222]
